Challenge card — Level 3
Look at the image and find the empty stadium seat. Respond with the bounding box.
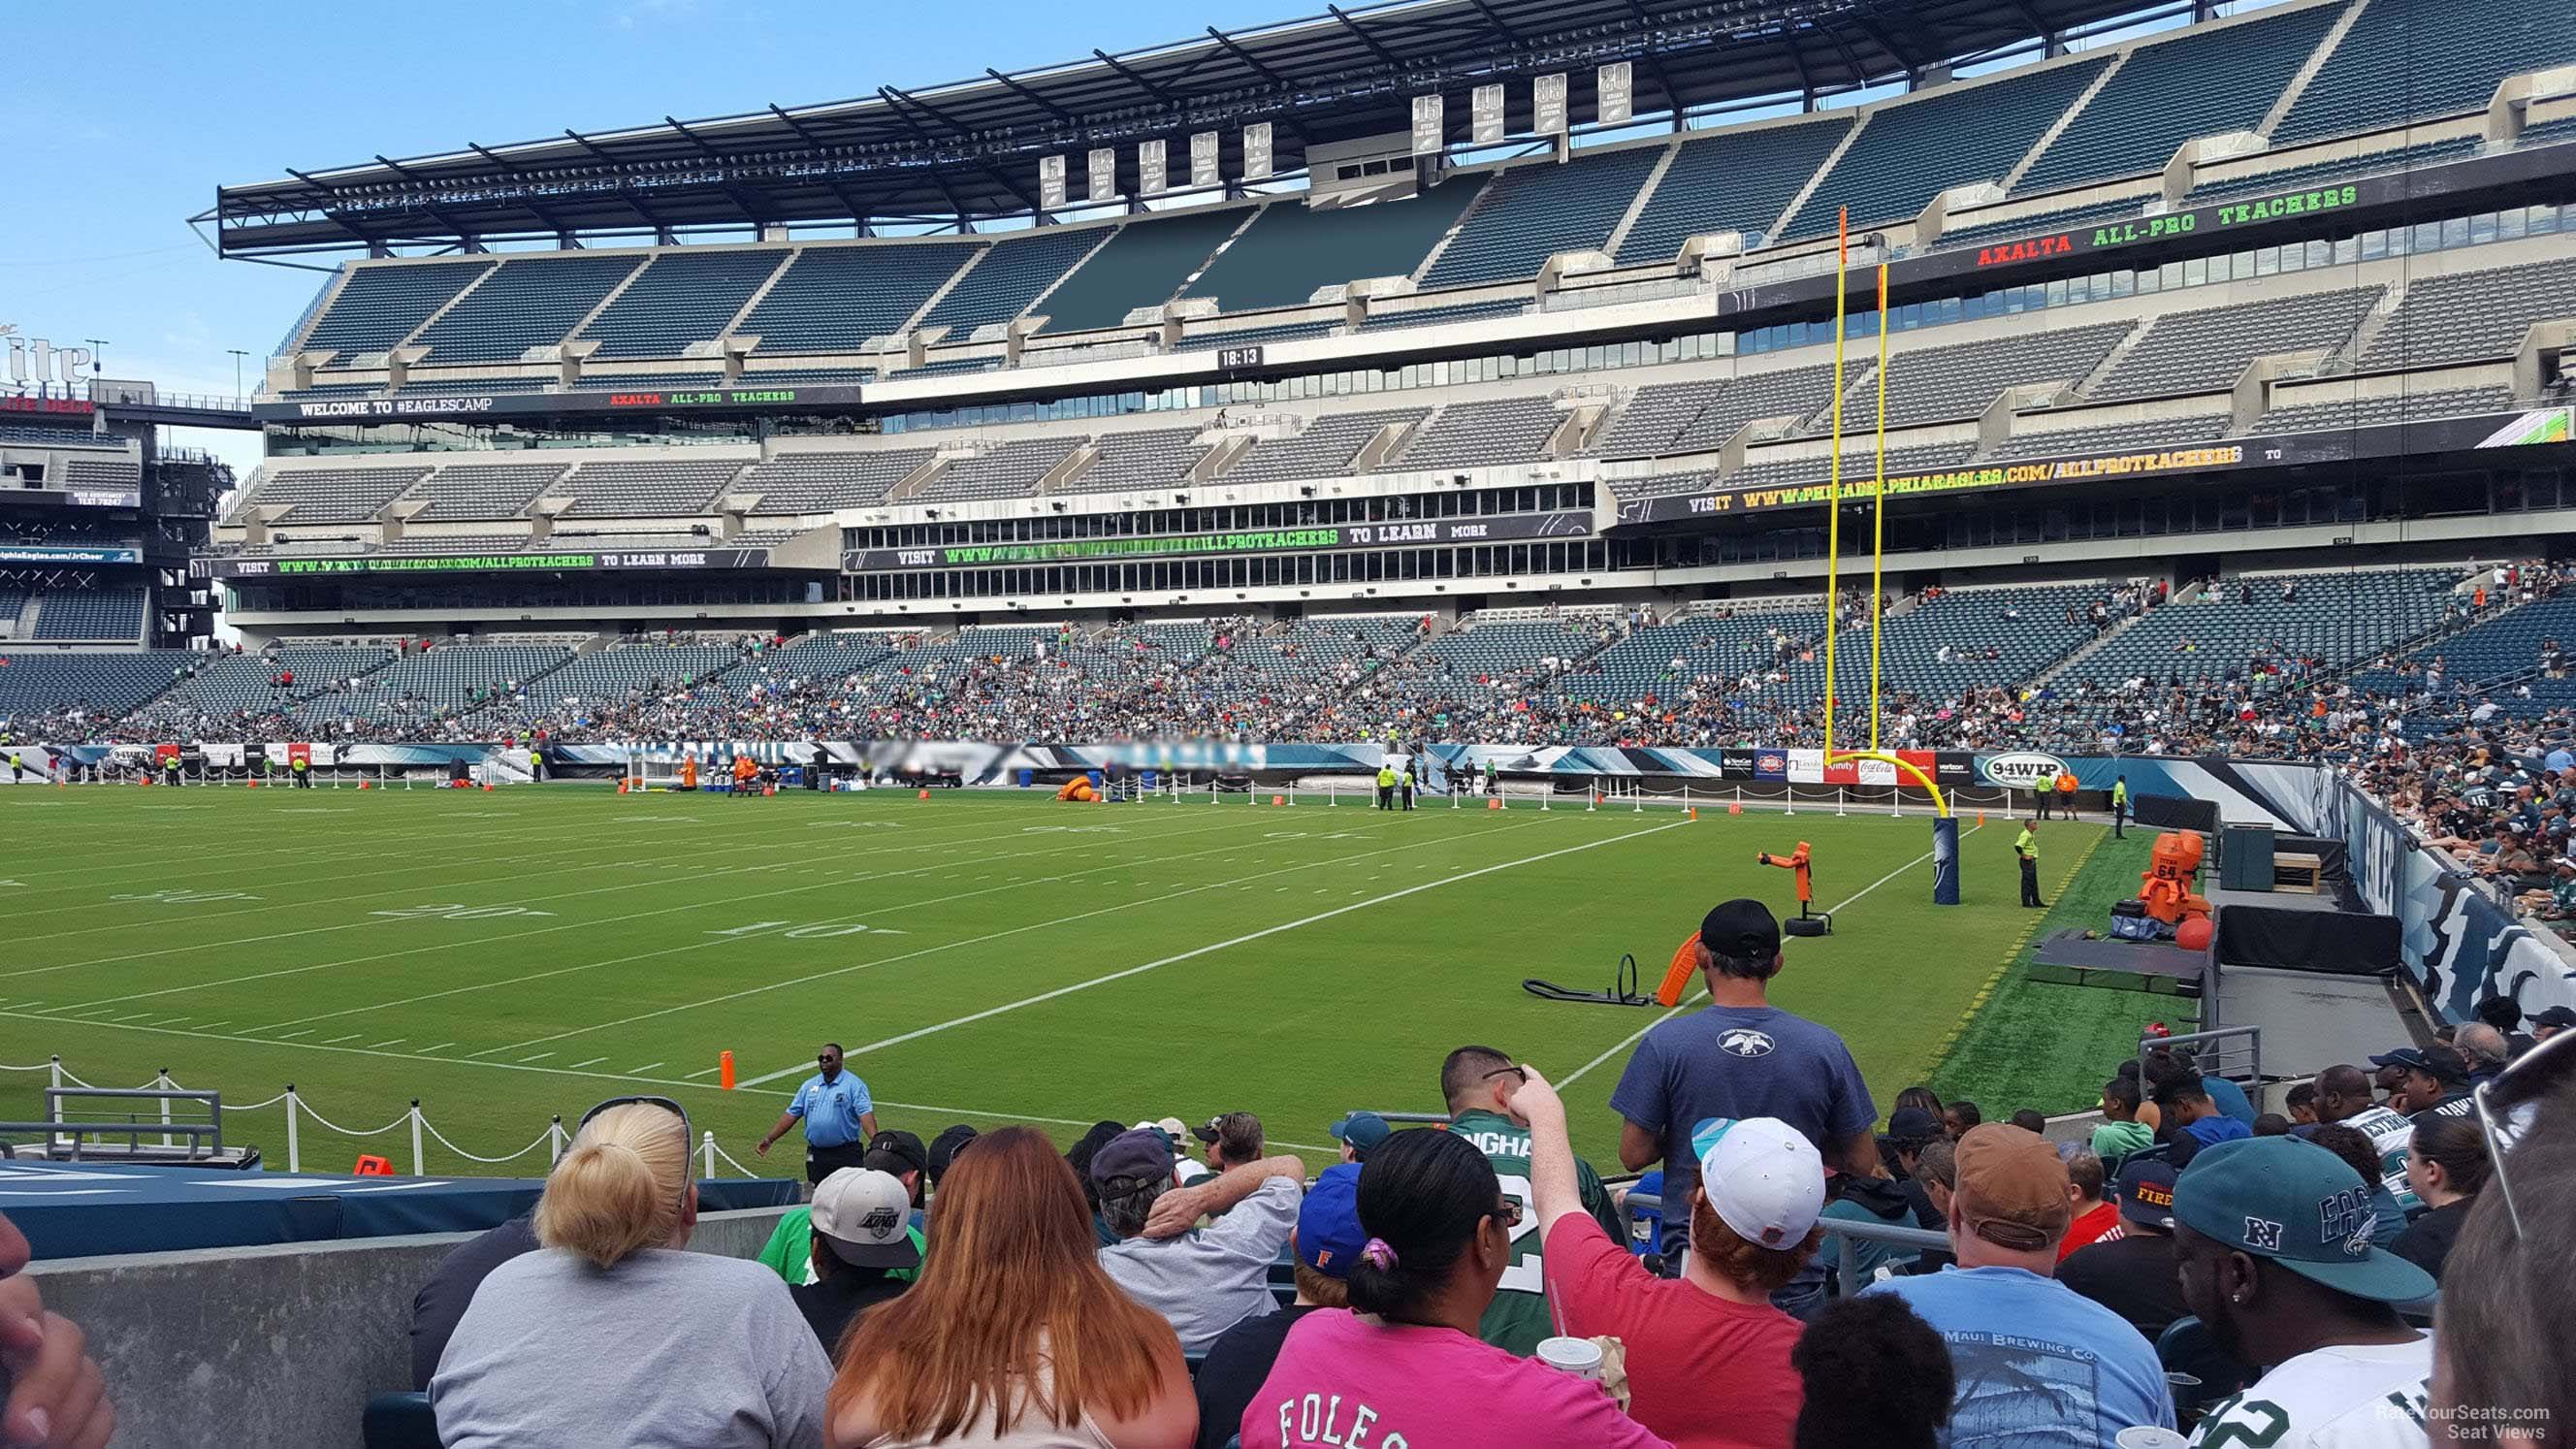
[1618,118,1852,261]
[227,466,435,525]
[1669,365,1845,452]
[915,437,1080,504]
[402,464,572,523]
[0,652,195,718]
[411,255,643,364]
[2062,567,2464,703]
[553,460,748,518]
[1383,399,1562,472]
[1729,442,1980,494]
[2253,385,2517,434]
[302,262,497,360]
[740,243,981,353]
[29,587,147,643]
[2270,0,2576,147]
[1841,321,2134,429]
[1058,428,1209,496]
[2187,136,2486,205]
[1034,209,1245,334]
[573,250,789,360]
[1424,149,1663,289]
[1992,414,2231,460]
[737,450,932,513]
[1599,380,1727,458]
[2091,288,2379,402]
[1781,57,2111,238]
[2016,4,2345,194]
[919,230,1108,337]
[1220,410,1427,486]
[2359,256,2576,370]
[1354,300,1530,334]
[1184,188,1481,312]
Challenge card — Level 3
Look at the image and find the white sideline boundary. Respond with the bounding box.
[1554,821,1986,1093]
[742,817,1693,1088]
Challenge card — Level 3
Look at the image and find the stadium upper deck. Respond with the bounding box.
[200,0,2576,643]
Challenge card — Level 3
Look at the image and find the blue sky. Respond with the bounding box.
[3,0,1288,468]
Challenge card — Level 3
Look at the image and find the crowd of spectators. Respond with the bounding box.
[351,896,2576,1445]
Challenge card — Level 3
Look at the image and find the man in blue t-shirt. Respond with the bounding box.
[1865,1124,2174,1447]
[1611,897,1878,1313]
[756,1042,879,1186]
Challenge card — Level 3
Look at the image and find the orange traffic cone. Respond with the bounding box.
[1487,798,1502,811]
[352,1155,393,1176]
[357,780,370,790]
[617,778,629,794]
[918,788,931,800]
[482,783,495,792]
[1727,801,1743,816]
[1272,794,1285,807]
[719,1050,737,1090]
[1689,807,1698,821]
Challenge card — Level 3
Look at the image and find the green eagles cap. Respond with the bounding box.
[2173,1136,2436,1304]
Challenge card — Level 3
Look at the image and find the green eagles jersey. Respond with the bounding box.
[756,1206,925,1286]
[1446,1109,1618,1356]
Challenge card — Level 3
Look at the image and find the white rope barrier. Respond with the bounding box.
[707,1138,759,1177]
[289,1102,412,1138]
[0,1061,58,1073]
[419,1116,558,1166]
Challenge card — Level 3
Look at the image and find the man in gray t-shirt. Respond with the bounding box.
[434,1246,830,1449]
[1093,1127,1305,1355]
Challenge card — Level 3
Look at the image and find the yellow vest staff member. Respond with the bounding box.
[2111,776,2130,839]
[292,754,310,789]
[1375,765,1398,811]
[2015,818,2044,909]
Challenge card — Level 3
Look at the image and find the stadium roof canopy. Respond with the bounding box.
[206,0,2181,259]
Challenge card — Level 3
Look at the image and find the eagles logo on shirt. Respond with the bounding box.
[1719,1029,1776,1058]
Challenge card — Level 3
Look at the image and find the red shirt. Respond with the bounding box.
[1540,1213,1802,1449]
[2058,1200,2121,1262]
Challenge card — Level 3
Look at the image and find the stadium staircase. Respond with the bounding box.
[2257,0,2374,140]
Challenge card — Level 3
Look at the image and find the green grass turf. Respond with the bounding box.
[1929,827,2199,1117]
[0,784,2101,1179]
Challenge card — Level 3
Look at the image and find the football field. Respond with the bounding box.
[0,783,2117,1178]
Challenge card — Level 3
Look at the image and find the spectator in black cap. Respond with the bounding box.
[2474,993,2534,1056]
[2532,1004,2576,1042]
[1192,1111,1265,1174]
[2057,1157,2191,1341]
[1065,1119,1127,1245]
[1611,896,1878,1318]
[2370,1045,2472,1119]
[862,1129,927,1212]
[923,1124,976,1192]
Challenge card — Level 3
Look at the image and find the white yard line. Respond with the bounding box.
[329,821,1417,1047]
[20,814,1275,1020]
[745,819,1687,1087]
[1,804,1059,950]
[517,819,1533,1066]
[566,1057,606,1070]
[1555,824,1982,1092]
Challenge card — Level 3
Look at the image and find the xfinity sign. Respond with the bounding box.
[1979,751,2070,789]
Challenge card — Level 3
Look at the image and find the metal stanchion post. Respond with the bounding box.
[410,1101,426,1175]
[285,1086,301,1173]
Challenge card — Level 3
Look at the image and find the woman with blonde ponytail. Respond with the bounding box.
[434,1099,831,1448]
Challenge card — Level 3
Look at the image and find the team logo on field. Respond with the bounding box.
[1719,1029,1776,1058]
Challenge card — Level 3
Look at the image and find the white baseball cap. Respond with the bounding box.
[810,1168,920,1270]
[1689,1116,1825,1248]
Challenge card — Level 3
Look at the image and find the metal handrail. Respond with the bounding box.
[0,1086,229,1162]
[2142,1025,2261,1083]
[1619,1193,1948,1252]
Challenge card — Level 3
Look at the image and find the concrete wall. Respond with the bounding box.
[27,1207,793,1449]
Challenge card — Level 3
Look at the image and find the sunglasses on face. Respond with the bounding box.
[2473,1026,2576,1238]
[1489,1199,1525,1229]
[1481,1066,1529,1087]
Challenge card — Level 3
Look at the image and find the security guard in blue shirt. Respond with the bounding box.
[757,1042,879,1187]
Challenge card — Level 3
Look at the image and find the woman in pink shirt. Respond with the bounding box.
[1510,1068,1819,1449]
[1239,1127,1669,1449]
